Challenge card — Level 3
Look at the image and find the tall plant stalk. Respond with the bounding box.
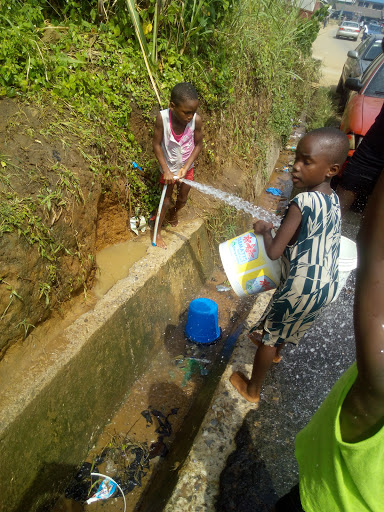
[182,0,205,54]
[124,0,162,106]
[151,0,160,64]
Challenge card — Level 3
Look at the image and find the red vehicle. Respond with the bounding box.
[340,53,384,161]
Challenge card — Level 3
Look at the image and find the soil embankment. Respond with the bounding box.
[0,96,253,356]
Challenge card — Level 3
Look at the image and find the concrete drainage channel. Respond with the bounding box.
[0,136,298,512]
[0,218,253,512]
[52,258,254,512]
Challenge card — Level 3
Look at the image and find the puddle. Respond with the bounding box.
[94,238,149,298]
[0,236,150,402]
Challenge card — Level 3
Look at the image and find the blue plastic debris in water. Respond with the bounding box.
[266,187,283,196]
[132,161,143,171]
[86,478,117,504]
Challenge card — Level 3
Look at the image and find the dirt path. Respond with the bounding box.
[312,22,362,86]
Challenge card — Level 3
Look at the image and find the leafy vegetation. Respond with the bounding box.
[0,0,332,347]
[306,86,341,131]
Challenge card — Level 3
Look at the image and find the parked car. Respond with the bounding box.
[337,35,384,108]
[336,21,360,41]
[340,53,384,160]
[362,22,383,41]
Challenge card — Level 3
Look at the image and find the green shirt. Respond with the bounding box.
[295,363,384,511]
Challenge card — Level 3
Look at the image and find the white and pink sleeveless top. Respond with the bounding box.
[160,108,196,174]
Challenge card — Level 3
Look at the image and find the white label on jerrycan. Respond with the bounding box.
[219,231,281,297]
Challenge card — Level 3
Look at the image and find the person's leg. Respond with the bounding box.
[336,185,357,216]
[155,184,174,248]
[169,180,191,226]
[247,343,279,397]
[230,337,279,404]
[274,342,285,363]
[248,331,285,363]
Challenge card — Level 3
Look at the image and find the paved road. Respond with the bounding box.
[313,23,363,87]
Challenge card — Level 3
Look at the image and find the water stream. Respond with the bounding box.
[180,179,281,227]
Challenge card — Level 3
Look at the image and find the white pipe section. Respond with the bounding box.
[152,184,167,246]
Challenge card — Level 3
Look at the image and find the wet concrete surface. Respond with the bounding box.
[51,268,254,512]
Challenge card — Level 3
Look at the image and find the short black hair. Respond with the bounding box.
[306,127,350,166]
[170,82,199,106]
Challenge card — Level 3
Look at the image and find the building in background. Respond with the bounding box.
[297,0,323,17]
[334,0,384,21]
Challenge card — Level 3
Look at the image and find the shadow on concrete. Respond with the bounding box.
[163,322,187,359]
[13,462,79,512]
[147,381,190,415]
[216,416,278,512]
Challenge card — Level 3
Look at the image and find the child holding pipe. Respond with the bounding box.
[230,128,350,405]
[152,82,203,249]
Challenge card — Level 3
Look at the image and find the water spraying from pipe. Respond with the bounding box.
[180,179,281,227]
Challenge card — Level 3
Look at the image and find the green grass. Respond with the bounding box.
[306,86,340,131]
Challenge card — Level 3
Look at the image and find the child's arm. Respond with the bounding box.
[253,204,302,260]
[175,114,203,180]
[340,171,384,442]
[153,112,175,185]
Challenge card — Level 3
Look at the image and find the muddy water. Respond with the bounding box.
[94,238,148,298]
[0,237,150,397]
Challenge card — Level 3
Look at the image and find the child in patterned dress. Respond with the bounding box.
[230,128,350,405]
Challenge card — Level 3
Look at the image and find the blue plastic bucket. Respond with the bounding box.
[185,298,221,344]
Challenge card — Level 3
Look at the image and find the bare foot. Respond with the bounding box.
[248,332,282,363]
[169,208,179,227]
[229,371,260,405]
[155,234,167,249]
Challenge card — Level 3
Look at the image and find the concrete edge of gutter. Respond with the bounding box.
[164,291,274,511]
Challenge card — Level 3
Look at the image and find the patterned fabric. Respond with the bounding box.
[252,191,341,347]
[160,108,196,174]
